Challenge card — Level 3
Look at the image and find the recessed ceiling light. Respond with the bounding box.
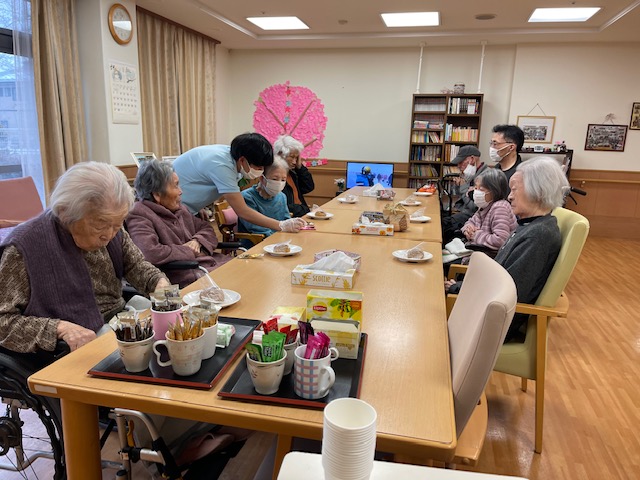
[381,12,440,28]
[475,14,497,21]
[528,7,600,23]
[246,16,309,30]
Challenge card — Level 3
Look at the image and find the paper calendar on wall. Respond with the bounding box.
[109,61,140,124]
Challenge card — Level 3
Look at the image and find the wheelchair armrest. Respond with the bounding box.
[160,260,199,270]
[218,241,242,250]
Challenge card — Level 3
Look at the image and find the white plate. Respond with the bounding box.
[410,216,431,223]
[338,197,358,204]
[399,200,422,206]
[182,289,241,308]
[392,249,434,263]
[307,211,334,220]
[263,244,303,256]
[414,191,434,197]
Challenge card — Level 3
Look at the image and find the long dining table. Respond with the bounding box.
[28,188,454,479]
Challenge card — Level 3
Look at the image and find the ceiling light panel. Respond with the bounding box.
[246,16,309,30]
[381,12,440,27]
[528,7,601,23]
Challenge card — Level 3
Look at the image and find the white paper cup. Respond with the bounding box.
[322,398,377,480]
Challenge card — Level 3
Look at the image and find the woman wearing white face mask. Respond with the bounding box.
[459,168,517,255]
[238,156,292,246]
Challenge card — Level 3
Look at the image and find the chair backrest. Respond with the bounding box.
[448,252,517,437]
[535,208,590,308]
[0,176,43,224]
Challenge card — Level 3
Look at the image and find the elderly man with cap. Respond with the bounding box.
[442,145,486,243]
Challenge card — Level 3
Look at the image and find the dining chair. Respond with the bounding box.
[447,252,517,465]
[212,199,266,249]
[448,207,590,453]
[0,176,44,243]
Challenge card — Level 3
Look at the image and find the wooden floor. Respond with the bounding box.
[1,236,638,479]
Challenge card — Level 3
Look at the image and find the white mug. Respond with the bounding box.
[153,332,205,376]
[246,351,286,395]
[116,335,154,373]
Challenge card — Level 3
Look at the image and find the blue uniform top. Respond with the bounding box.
[239,185,290,238]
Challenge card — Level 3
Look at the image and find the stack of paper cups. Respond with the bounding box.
[322,398,377,480]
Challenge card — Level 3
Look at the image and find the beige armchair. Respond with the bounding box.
[448,207,590,453]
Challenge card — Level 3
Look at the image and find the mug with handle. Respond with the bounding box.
[293,345,339,400]
[153,331,205,376]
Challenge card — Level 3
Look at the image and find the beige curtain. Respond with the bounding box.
[137,9,217,158]
[31,0,88,195]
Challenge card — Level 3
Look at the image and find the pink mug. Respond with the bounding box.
[151,309,182,341]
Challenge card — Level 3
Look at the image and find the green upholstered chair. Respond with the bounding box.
[448,207,590,453]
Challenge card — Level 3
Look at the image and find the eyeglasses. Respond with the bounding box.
[489,141,514,148]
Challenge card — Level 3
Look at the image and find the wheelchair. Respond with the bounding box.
[0,341,245,479]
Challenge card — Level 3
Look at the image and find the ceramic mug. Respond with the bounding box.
[116,335,154,373]
[151,308,182,341]
[283,340,299,375]
[153,332,205,376]
[293,345,339,400]
[246,351,286,395]
[201,322,218,360]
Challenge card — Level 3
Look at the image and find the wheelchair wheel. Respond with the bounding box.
[0,351,65,479]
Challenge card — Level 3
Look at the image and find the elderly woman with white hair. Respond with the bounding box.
[274,135,315,217]
[126,159,230,288]
[446,156,569,341]
[0,162,170,353]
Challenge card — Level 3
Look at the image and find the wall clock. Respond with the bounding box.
[108,3,133,45]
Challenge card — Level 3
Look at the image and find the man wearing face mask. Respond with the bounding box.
[238,156,292,247]
[173,132,306,233]
[441,145,485,243]
[489,124,524,184]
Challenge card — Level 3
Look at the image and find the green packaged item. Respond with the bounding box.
[245,343,263,362]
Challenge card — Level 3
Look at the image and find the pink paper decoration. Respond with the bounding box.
[253,81,328,158]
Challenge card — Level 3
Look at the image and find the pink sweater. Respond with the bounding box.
[461,199,517,251]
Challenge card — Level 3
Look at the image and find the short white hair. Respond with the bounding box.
[265,155,290,176]
[50,162,134,226]
[273,135,304,158]
[517,156,569,210]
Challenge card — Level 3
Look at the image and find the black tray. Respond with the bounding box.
[218,333,367,408]
[88,317,261,390]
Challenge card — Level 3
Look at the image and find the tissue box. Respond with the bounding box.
[306,290,363,322]
[310,318,361,359]
[291,266,356,288]
[362,189,379,197]
[314,250,362,271]
[306,290,363,359]
[352,223,394,236]
[270,306,306,328]
[361,211,385,223]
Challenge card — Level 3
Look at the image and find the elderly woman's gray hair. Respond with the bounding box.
[517,156,570,210]
[476,168,509,201]
[134,159,175,202]
[265,155,290,176]
[50,161,134,226]
[273,135,304,158]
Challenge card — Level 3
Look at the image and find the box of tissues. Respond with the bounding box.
[291,251,357,289]
[352,212,394,236]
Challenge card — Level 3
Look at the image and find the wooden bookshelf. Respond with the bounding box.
[407,93,483,188]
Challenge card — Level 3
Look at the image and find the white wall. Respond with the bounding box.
[509,43,640,171]
[228,42,640,171]
[76,0,144,166]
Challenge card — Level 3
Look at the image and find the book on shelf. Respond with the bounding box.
[411,145,441,162]
[448,97,479,115]
[410,163,439,177]
[444,124,479,142]
[414,98,446,112]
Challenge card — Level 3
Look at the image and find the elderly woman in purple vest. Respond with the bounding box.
[126,159,231,288]
[0,162,170,353]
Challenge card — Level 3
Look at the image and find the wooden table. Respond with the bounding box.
[322,186,439,213]
[28,232,455,479]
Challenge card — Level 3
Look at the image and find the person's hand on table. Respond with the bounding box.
[444,279,457,292]
[279,218,307,233]
[56,320,97,351]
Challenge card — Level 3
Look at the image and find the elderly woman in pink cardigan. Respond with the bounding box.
[461,168,517,256]
[126,159,230,288]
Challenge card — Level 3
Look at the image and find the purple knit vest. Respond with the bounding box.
[1,210,123,332]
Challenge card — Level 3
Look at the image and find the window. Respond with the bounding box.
[0,1,44,203]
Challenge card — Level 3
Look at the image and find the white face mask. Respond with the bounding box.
[473,189,490,209]
[462,163,477,181]
[262,176,286,197]
[488,145,509,165]
[240,161,263,180]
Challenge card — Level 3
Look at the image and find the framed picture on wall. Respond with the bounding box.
[584,124,628,152]
[130,152,157,166]
[630,102,640,130]
[516,116,555,144]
